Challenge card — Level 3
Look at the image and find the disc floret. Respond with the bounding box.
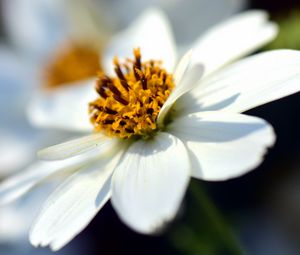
[89,48,175,139]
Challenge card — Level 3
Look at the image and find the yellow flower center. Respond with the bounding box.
[44,42,101,89]
[89,48,175,139]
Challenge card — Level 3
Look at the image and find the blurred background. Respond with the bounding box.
[1,0,300,254]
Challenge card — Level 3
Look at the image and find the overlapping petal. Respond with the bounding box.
[169,112,275,181]
[0,141,119,205]
[30,151,123,251]
[38,133,120,161]
[111,132,190,233]
[103,8,177,75]
[27,79,96,132]
[0,184,54,243]
[157,56,204,126]
[178,50,300,114]
[191,10,278,76]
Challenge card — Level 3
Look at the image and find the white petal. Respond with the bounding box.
[29,151,123,251]
[27,79,97,132]
[0,183,55,243]
[38,133,119,161]
[179,50,300,114]
[100,0,246,47]
[111,132,190,234]
[173,49,193,87]
[0,143,119,204]
[103,8,177,75]
[157,62,204,126]
[0,162,72,205]
[191,10,278,76]
[2,0,67,58]
[168,112,275,181]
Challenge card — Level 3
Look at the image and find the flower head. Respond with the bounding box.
[90,48,175,138]
[2,8,300,252]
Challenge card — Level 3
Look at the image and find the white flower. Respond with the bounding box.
[0,135,81,255]
[2,8,300,252]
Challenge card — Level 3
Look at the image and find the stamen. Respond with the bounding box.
[120,79,130,91]
[135,68,147,89]
[133,66,141,81]
[114,65,125,80]
[89,48,175,139]
[107,82,122,96]
[105,107,118,115]
[134,48,142,70]
[95,82,108,99]
[115,68,130,91]
[103,119,114,124]
[113,94,129,105]
[114,57,130,91]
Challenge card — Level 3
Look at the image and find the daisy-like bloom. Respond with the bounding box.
[0,135,82,255]
[2,8,300,251]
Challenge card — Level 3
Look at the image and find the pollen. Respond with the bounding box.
[89,48,175,139]
[44,42,101,89]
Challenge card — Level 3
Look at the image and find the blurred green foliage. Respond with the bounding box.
[168,180,245,255]
[267,10,300,50]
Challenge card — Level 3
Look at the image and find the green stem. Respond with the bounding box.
[169,180,246,255]
[189,181,245,255]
